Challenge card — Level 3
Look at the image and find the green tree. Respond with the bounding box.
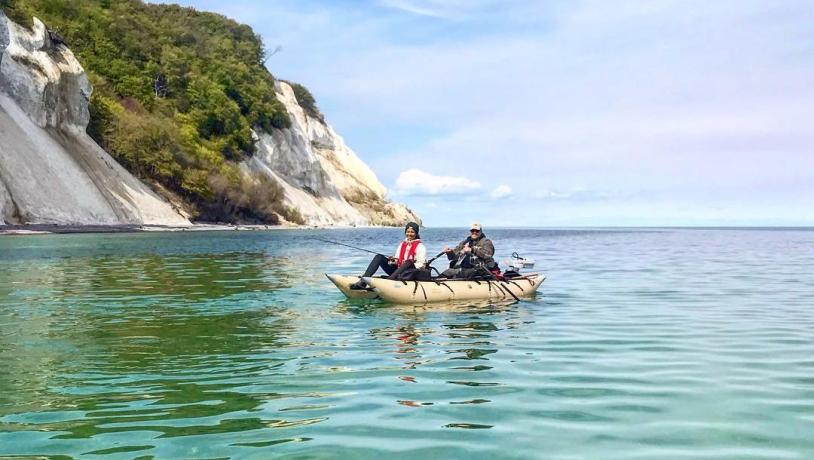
[290,82,323,121]
[10,0,304,223]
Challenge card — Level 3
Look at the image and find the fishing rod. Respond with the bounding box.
[425,242,483,271]
[422,251,448,275]
[313,237,388,257]
[318,237,467,277]
[425,251,447,266]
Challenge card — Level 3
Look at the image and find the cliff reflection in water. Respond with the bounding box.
[22,251,296,304]
[0,250,308,441]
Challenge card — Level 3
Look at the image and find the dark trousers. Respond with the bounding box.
[362,255,426,280]
[362,254,397,277]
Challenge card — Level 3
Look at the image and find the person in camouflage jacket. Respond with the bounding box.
[440,222,496,278]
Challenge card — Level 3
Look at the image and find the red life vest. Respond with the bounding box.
[396,239,421,266]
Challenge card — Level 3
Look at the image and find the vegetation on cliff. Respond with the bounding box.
[2,0,307,223]
[287,81,323,122]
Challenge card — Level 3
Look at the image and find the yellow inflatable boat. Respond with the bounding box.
[326,273,545,304]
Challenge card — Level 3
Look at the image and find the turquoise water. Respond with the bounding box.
[0,228,812,459]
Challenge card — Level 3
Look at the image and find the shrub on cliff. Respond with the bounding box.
[205,170,305,225]
[289,82,323,122]
[1,0,20,21]
[4,0,297,224]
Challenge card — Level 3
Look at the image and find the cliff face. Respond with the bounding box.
[0,12,189,225]
[247,81,420,226]
[0,10,418,228]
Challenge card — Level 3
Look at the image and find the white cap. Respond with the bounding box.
[470,222,482,231]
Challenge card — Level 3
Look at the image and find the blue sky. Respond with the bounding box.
[156,0,813,226]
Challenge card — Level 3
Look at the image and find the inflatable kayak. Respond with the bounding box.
[326,273,545,304]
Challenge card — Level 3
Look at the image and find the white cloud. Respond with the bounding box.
[490,185,512,199]
[378,0,447,18]
[531,188,628,202]
[377,0,505,19]
[394,168,481,196]
[532,189,573,200]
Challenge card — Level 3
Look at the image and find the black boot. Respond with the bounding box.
[350,279,368,290]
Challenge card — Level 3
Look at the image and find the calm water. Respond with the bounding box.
[0,228,812,459]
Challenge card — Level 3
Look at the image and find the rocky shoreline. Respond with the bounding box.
[0,222,391,235]
[0,223,271,235]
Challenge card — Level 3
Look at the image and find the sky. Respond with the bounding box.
[156,0,814,227]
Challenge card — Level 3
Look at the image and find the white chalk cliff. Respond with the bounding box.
[0,12,189,226]
[246,81,419,226]
[0,12,418,227]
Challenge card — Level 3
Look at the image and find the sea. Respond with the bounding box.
[0,227,812,459]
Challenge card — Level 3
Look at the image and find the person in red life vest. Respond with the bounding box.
[351,222,428,289]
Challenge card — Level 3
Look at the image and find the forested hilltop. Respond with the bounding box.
[2,0,327,223]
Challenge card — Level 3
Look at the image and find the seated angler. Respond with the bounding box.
[440,223,497,279]
[351,222,428,289]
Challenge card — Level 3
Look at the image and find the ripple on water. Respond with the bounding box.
[1,228,813,459]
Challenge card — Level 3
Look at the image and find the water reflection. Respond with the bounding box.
[333,298,519,315]
[0,305,299,439]
[342,298,516,428]
[0,236,526,454]
[0,249,313,449]
[1,251,298,308]
[4,229,809,458]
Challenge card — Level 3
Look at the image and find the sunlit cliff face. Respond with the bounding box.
[0,10,417,227]
[0,12,188,226]
[244,80,420,227]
